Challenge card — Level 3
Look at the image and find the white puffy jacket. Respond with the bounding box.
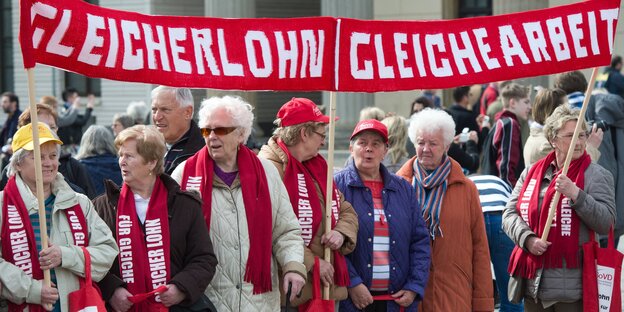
[173,157,306,312]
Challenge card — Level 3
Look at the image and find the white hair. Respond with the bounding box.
[126,101,149,124]
[198,96,254,144]
[408,108,455,146]
[150,86,194,109]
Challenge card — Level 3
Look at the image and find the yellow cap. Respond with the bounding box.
[11,122,63,152]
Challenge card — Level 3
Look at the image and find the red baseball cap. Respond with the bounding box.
[277,98,337,127]
[350,119,388,143]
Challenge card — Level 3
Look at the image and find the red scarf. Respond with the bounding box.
[1,176,87,312]
[116,177,170,311]
[277,139,349,287]
[508,151,590,279]
[181,145,273,294]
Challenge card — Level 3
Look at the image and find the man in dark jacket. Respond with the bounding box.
[446,86,479,135]
[604,55,624,98]
[151,86,204,174]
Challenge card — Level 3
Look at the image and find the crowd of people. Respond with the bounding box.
[0,55,622,312]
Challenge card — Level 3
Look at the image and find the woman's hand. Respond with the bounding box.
[159,284,185,307]
[110,287,133,312]
[318,259,335,286]
[392,289,416,307]
[39,243,62,270]
[587,124,604,150]
[321,230,345,250]
[283,272,305,302]
[555,174,580,202]
[41,283,59,310]
[348,284,373,310]
[525,236,552,256]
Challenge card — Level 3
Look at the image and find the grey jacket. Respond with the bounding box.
[502,162,616,305]
[586,93,624,236]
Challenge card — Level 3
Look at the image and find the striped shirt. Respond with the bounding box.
[468,175,512,213]
[567,91,584,109]
[364,180,390,291]
[29,195,61,312]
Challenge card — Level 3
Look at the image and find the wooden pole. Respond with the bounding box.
[540,67,599,241]
[26,69,53,310]
[323,92,337,300]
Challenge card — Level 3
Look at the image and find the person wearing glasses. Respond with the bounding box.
[523,88,602,167]
[172,96,306,311]
[503,105,616,311]
[258,97,359,310]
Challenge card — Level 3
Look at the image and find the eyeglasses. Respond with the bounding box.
[200,127,238,137]
[556,131,589,141]
[311,130,327,140]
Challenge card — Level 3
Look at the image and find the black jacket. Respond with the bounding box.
[164,120,204,175]
[93,174,217,308]
[446,104,479,135]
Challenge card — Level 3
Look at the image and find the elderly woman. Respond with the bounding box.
[396,108,494,312]
[333,119,430,312]
[503,105,616,311]
[94,125,217,311]
[0,122,118,311]
[258,97,358,308]
[76,125,122,196]
[171,96,306,311]
[111,113,135,137]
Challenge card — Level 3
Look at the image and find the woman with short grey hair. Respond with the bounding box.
[76,125,122,195]
[172,96,307,311]
[0,122,117,312]
[503,105,616,311]
[397,108,494,311]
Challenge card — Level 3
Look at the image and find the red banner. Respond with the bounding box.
[19,0,620,92]
[337,0,620,91]
[20,0,335,91]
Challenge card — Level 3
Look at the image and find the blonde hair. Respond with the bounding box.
[115,125,166,175]
[543,105,587,143]
[359,107,385,121]
[381,116,408,165]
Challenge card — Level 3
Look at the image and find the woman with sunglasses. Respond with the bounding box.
[503,105,616,311]
[172,96,307,311]
[258,98,358,310]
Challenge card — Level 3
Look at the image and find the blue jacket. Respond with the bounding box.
[334,161,430,312]
[79,153,122,196]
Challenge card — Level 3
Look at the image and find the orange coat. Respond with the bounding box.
[396,157,494,312]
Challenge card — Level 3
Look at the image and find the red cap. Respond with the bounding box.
[277,98,336,127]
[350,119,388,143]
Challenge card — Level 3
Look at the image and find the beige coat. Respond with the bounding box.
[0,173,118,311]
[258,137,359,306]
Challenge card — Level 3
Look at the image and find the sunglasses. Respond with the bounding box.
[200,127,238,137]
